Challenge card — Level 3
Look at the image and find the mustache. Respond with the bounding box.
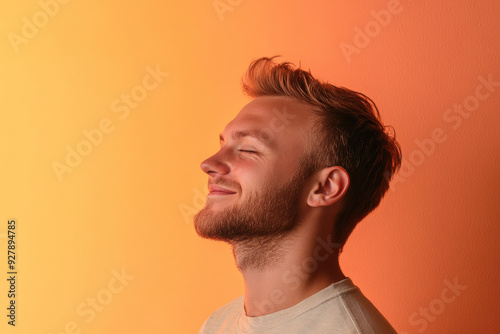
[208,178,242,193]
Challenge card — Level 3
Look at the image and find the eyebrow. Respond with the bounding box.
[219,130,272,146]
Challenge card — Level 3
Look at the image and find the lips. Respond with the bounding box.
[208,185,237,195]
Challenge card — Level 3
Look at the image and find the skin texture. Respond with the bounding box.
[194,95,350,316]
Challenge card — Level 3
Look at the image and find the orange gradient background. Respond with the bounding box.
[1,0,499,333]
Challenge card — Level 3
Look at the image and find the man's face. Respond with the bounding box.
[194,96,317,242]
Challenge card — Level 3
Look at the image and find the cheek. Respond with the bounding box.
[267,156,298,184]
[233,164,267,196]
[230,152,265,173]
[232,154,296,193]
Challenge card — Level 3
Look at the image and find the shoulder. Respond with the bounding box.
[322,278,397,333]
[198,295,244,334]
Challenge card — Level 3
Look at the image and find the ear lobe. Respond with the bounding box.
[307,166,350,207]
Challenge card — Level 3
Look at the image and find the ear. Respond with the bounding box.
[306,166,350,207]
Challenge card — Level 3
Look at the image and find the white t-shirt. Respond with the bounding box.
[199,278,396,334]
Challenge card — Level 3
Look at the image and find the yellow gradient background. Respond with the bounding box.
[1,0,499,333]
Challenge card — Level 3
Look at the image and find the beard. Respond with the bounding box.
[193,159,315,270]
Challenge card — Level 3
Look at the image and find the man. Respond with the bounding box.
[194,56,402,333]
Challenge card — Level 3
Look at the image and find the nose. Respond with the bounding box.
[200,149,230,176]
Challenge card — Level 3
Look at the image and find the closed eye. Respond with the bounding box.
[238,150,258,154]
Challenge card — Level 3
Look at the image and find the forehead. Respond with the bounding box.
[222,96,316,144]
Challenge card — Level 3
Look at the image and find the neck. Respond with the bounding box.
[232,227,345,317]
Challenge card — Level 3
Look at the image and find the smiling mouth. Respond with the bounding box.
[208,190,236,196]
[207,185,237,196]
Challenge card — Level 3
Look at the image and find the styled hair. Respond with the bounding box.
[241,56,402,251]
